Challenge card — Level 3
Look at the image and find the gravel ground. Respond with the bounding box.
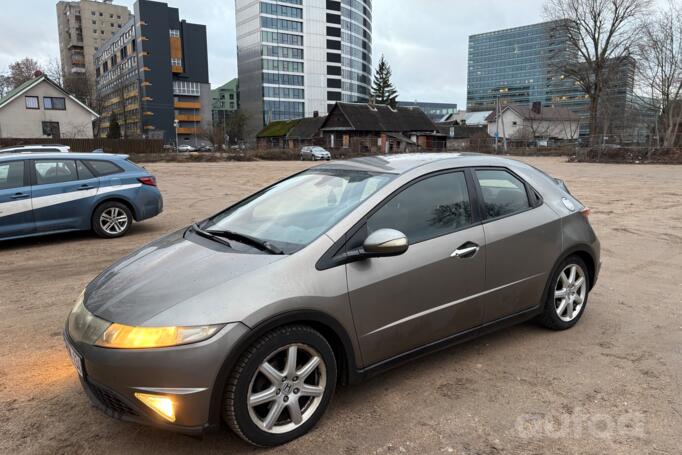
[0,157,680,455]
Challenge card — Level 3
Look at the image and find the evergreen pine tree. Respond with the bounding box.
[107,112,121,139]
[371,55,398,107]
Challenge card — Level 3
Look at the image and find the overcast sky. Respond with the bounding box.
[1,0,561,107]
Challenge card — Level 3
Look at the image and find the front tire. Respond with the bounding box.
[538,255,590,330]
[92,201,132,239]
[223,325,337,447]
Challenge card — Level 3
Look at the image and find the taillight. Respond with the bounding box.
[138,176,157,186]
[580,207,591,219]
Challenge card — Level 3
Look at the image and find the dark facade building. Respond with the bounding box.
[94,0,210,144]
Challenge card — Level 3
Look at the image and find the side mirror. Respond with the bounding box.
[362,229,409,257]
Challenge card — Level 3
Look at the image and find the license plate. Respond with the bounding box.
[64,337,84,378]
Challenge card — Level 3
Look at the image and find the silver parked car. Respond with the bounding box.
[65,153,600,446]
[300,146,331,161]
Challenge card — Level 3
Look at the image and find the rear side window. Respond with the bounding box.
[367,172,472,244]
[77,161,96,180]
[86,160,123,176]
[0,161,25,190]
[34,160,78,185]
[476,169,530,219]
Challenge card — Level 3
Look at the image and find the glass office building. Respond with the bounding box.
[236,0,373,134]
[467,20,586,113]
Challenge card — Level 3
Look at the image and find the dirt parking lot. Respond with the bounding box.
[0,157,680,454]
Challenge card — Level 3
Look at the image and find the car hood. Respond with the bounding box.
[84,229,285,326]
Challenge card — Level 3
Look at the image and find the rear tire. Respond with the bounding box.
[92,201,132,239]
[223,325,336,447]
[538,255,590,330]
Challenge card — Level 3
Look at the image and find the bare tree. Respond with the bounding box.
[0,73,10,97]
[635,0,682,148]
[45,57,64,86]
[7,57,44,88]
[544,0,651,145]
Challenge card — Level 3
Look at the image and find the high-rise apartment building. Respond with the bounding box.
[57,0,132,94]
[93,0,211,144]
[235,0,373,134]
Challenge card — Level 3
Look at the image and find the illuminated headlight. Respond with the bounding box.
[68,290,223,349]
[95,323,223,349]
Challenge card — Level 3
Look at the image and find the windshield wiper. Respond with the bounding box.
[190,223,233,248]
[207,229,284,255]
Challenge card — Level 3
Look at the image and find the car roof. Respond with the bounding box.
[314,153,527,174]
[0,152,128,161]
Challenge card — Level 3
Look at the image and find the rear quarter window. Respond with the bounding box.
[86,160,123,176]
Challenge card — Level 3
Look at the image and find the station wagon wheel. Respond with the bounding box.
[100,207,129,235]
[92,201,132,239]
[538,255,590,330]
[223,325,336,447]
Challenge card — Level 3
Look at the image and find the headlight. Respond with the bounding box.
[68,291,111,345]
[95,323,223,349]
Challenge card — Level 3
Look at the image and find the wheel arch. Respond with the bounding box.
[207,310,359,429]
[541,244,598,307]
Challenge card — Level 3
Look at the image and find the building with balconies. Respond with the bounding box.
[57,0,132,96]
[93,0,210,145]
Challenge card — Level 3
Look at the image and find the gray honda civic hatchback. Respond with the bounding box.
[65,154,600,446]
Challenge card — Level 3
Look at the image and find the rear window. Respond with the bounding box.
[85,160,123,176]
[476,169,531,219]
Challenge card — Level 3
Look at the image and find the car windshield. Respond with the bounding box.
[204,169,395,253]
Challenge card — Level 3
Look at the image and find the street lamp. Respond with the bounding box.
[174,119,179,153]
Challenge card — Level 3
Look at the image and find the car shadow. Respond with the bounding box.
[0,223,165,252]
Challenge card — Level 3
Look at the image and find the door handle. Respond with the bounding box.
[451,243,480,258]
[10,192,29,200]
[76,185,94,191]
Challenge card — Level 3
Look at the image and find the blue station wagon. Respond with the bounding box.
[0,153,163,241]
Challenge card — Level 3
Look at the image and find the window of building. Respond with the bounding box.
[0,161,25,190]
[475,169,531,219]
[92,20,96,24]
[42,122,61,138]
[25,96,39,109]
[367,172,472,244]
[172,80,200,96]
[44,97,66,110]
[34,160,76,185]
[91,11,95,15]
[99,12,103,16]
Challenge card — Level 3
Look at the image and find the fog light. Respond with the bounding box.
[134,393,176,422]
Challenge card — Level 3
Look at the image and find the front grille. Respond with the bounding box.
[88,382,138,417]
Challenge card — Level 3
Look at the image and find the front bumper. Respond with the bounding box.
[65,322,249,434]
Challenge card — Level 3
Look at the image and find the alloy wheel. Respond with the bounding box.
[247,343,326,434]
[554,264,587,322]
[99,207,129,235]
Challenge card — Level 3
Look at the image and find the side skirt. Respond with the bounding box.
[350,305,543,384]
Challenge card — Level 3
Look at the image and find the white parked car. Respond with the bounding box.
[300,146,331,161]
[177,144,196,152]
[0,144,71,154]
